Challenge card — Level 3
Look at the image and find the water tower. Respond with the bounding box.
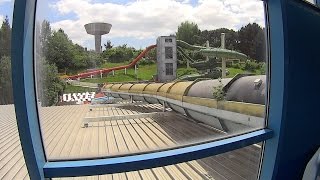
[84,22,112,53]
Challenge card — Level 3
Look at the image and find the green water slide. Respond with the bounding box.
[177,46,196,63]
[176,40,246,80]
[176,40,206,50]
[176,40,247,60]
[176,40,217,72]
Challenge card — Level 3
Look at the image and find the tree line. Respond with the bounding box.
[39,21,104,74]
[0,16,13,105]
[40,21,151,70]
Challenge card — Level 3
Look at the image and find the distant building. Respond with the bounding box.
[156,36,177,82]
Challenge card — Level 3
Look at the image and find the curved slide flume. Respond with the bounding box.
[176,40,206,50]
[177,46,196,63]
[176,40,248,60]
[67,44,157,80]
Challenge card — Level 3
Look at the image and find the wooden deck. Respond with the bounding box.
[0,104,261,180]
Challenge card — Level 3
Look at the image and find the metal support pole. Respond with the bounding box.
[125,68,127,74]
[221,33,225,49]
[135,65,137,75]
[222,59,227,78]
[206,40,210,61]
[100,70,102,79]
[221,33,226,78]
[112,70,115,76]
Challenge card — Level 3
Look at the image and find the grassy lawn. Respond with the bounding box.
[227,68,245,78]
[177,67,199,77]
[81,64,157,83]
[100,61,131,68]
[81,62,201,83]
[79,61,264,83]
[226,68,264,78]
[64,84,97,93]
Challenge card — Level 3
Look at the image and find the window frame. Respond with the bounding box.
[11,0,279,179]
[164,46,173,59]
[165,38,173,43]
[165,63,173,75]
[11,0,46,179]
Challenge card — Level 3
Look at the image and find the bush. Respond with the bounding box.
[212,78,225,101]
[242,60,260,72]
[138,58,155,66]
[259,62,267,75]
[39,59,66,106]
[102,45,134,63]
[231,63,242,69]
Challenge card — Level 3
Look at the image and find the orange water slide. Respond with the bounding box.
[67,44,157,80]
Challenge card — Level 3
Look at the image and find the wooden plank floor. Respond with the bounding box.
[0,104,261,180]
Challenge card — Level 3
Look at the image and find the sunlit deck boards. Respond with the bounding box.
[44,104,223,159]
[0,104,261,180]
[0,105,29,180]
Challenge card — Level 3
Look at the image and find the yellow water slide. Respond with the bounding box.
[103,75,266,133]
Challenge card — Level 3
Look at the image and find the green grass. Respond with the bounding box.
[79,61,265,83]
[226,67,265,78]
[177,67,199,77]
[100,61,131,68]
[64,84,97,93]
[81,64,157,83]
[255,69,265,75]
[226,68,245,78]
[80,62,201,83]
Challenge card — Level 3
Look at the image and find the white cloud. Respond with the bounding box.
[50,0,265,48]
[0,0,10,5]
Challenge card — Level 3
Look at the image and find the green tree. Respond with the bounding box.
[71,44,89,69]
[86,50,103,68]
[237,23,266,62]
[101,45,135,63]
[46,29,74,72]
[0,16,13,105]
[0,56,13,105]
[0,16,11,59]
[40,20,52,57]
[200,28,239,50]
[39,59,66,106]
[41,24,103,73]
[145,48,156,61]
[176,21,201,45]
[103,40,113,50]
[36,22,66,106]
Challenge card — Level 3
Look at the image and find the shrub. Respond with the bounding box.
[259,62,267,75]
[138,58,155,66]
[231,63,242,69]
[212,78,225,101]
[242,60,260,72]
[177,68,198,77]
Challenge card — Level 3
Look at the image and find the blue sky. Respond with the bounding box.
[1,0,265,50]
[0,0,13,24]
